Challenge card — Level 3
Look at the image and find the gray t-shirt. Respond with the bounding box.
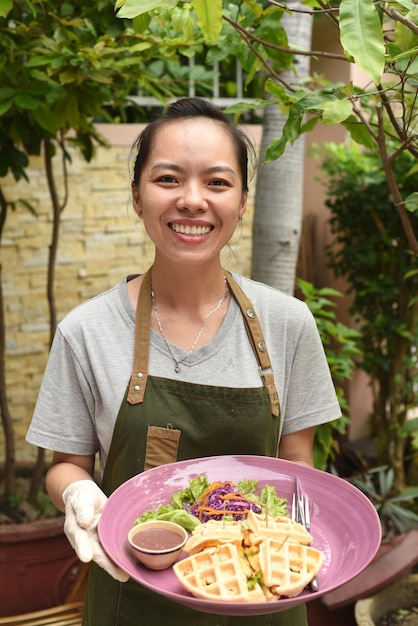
[27,273,341,477]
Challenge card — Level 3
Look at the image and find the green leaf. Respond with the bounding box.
[264,79,287,99]
[0,144,29,180]
[26,56,51,68]
[301,116,318,134]
[342,117,376,149]
[32,97,78,133]
[401,417,418,434]
[15,198,37,216]
[191,0,222,43]
[224,99,273,115]
[405,192,418,213]
[322,98,353,124]
[31,106,56,133]
[0,87,16,99]
[0,0,12,17]
[0,97,14,116]
[254,11,289,67]
[395,5,418,52]
[258,484,287,517]
[383,502,418,533]
[395,0,418,9]
[390,485,418,502]
[115,0,178,19]
[339,0,385,84]
[391,45,418,62]
[379,466,394,496]
[15,93,40,110]
[264,95,325,162]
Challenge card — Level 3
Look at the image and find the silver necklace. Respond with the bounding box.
[151,277,229,373]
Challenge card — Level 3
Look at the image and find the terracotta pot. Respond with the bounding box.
[354,574,418,625]
[0,515,81,617]
[307,597,357,626]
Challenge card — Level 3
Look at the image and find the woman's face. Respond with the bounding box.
[132,118,248,267]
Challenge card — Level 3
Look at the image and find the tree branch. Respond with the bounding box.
[351,100,379,143]
[223,14,347,62]
[223,15,293,90]
[376,106,418,256]
[389,8,418,35]
[267,0,339,18]
[0,186,15,500]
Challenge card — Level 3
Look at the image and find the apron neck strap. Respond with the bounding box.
[224,271,279,417]
[127,268,279,417]
[127,268,152,405]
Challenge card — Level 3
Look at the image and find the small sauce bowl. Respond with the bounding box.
[128,520,188,570]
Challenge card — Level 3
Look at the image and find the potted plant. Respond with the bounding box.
[349,466,418,540]
[355,573,418,625]
[350,465,418,624]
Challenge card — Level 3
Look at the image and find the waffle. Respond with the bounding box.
[245,510,313,546]
[258,537,324,597]
[173,543,253,602]
[184,519,243,555]
[173,517,324,603]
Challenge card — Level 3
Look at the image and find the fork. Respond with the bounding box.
[292,478,319,592]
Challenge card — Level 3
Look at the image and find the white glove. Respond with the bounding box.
[62,480,129,583]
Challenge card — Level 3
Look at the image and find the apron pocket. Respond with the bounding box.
[144,424,181,470]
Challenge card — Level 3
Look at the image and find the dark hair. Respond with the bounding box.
[131,97,254,192]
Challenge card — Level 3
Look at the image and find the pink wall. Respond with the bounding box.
[304,16,373,439]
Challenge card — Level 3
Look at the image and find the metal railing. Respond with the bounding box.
[129,58,256,108]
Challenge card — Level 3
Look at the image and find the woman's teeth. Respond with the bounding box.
[170,223,211,235]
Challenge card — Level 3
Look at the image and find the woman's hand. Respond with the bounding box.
[63,480,129,582]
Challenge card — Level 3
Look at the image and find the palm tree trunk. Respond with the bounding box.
[252,2,313,294]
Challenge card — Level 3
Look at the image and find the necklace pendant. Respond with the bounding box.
[151,274,229,376]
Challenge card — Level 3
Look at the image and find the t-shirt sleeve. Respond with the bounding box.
[280,306,342,435]
[26,327,99,455]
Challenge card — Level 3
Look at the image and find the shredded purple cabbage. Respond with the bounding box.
[184,482,262,523]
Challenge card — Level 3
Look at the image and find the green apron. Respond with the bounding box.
[83,270,307,626]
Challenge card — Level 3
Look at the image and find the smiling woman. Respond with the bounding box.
[131,115,248,281]
[26,97,342,626]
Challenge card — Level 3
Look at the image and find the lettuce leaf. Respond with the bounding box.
[135,507,200,531]
[171,476,210,508]
[258,484,287,518]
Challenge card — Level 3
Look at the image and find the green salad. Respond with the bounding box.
[134,476,288,531]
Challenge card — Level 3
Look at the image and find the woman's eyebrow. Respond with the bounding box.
[150,163,236,176]
[205,165,236,177]
[150,162,181,173]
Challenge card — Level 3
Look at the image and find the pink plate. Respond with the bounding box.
[98,455,381,616]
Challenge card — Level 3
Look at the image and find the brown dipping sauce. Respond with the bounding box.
[133,527,183,551]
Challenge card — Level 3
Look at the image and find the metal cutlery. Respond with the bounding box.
[292,477,319,592]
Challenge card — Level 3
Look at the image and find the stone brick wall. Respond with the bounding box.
[1,124,260,462]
